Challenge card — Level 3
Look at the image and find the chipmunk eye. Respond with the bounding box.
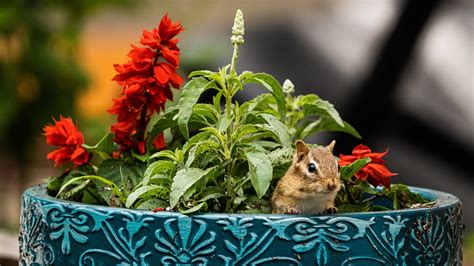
[308,163,317,173]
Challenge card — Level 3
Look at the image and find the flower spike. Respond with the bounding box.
[283,79,295,95]
[231,9,245,45]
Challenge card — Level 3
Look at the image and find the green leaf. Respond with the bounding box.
[174,77,216,139]
[243,148,273,198]
[253,141,281,150]
[190,104,218,125]
[126,185,169,208]
[57,175,123,203]
[259,113,291,148]
[268,147,294,165]
[337,204,366,213]
[97,159,129,183]
[244,73,286,120]
[135,199,169,210]
[47,175,65,192]
[198,186,225,202]
[217,115,232,132]
[188,70,214,78]
[339,158,371,181]
[241,93,275,115]
[213,91,223,113]
[299,117,361,139]
[239,209,270,214]
[295,94,320,106]
[238,71,254,82]
[182,131,212,153]
[82,133,114,158]
[185,140,220,168]
[303,99,344,126]
[140,160,175,187]
[149,174,171,187]
[150,150,177,161]
[147,109,179,149]
[46,165,95,194]
[170,167,214,208]
[96,159,145,198]
[61,179,91,199]
[368,205,391,212]
[200,127,225,146]
[232,124,259,142]
[268,147,294,179]
[131,150,148,163]
[180,202,207,214]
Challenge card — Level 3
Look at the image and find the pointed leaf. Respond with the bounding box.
[150,150,177,161]
[244,148,273,198]
[136,198,168,210]
[259,113,291,148]
[170,167,214,208]
[147,109,179,149]
[179,202,207,214]
[190,104,218,125]
[244,73,286,120]
[340,158,371,181]
[57,175,123,203]
[188,70,214,78]
[299,117,361,139]
[174,77,216,139]
[185,140,220,168]
[82,133,114,157]
[198,186,225,202]
[303,99,344,126]
[126,185,169,208]
[140,160,175,186]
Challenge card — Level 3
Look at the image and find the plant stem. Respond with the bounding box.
[136,98,149,143]
[344,179,355,204]
[230,43,239,74]
[225,93,232,120]
[224,177,235,213]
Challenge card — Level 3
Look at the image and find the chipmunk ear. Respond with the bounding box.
[326,140,336,153]
[295,140,309,161]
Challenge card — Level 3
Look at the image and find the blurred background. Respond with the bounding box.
[0,0,472,264]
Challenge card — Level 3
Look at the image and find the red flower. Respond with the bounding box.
[43,116,91,167]
[338,144,397,188]
[109,14,184,154]
[152,133,166,150]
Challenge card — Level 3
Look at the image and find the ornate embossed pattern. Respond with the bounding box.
[19,185,463,265]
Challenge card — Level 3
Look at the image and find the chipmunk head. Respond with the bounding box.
[293,140,341,194]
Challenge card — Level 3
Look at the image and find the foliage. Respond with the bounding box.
[46,10,427,215]
[336,158,427,213]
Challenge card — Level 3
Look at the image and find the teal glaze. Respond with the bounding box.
[19,185,463,265]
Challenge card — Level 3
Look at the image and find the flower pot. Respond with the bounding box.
[19,184,463,265]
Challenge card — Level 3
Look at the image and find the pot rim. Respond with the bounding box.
[23,184,461,218]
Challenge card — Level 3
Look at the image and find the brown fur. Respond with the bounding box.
[272,140,340,214]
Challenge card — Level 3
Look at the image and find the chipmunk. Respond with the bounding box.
[272,140,340,214]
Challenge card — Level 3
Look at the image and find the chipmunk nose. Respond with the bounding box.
[327,180,337,191]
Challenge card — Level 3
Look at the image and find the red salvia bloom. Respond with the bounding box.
[152,133,166,150]
[338,144,397,188]
[43,116,91,167]
[109,14,184,153]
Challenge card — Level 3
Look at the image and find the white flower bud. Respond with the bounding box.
[231,9,245,45]
[230,35,244,45]
[283,79,295,94]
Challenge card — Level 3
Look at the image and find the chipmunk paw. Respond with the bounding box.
[284,208,302,214]
[324,207,338,214]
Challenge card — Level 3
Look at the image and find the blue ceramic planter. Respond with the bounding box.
[19,184,463,265]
